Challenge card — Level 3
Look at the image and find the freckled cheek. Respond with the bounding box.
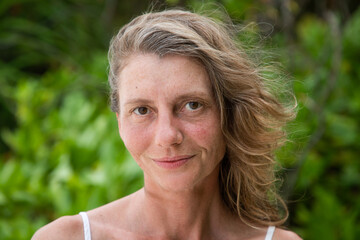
[120,123,152,162]
[187,125,210,142]
[186,120,223,147]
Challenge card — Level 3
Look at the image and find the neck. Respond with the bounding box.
[136,168,233,240]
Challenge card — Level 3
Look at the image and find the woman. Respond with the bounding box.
[33,9,301,240]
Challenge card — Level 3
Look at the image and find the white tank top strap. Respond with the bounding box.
[79,212,92,240]
[265,226,275,240]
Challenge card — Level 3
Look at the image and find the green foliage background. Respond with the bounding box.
[0,0,359,239]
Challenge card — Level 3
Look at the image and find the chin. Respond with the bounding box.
[148,167,217,193]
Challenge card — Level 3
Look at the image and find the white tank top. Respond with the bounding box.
[79,212,276,240]
[79,212,91,240]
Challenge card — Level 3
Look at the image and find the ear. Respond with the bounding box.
[116,112,121,135]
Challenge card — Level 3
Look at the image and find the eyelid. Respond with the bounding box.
[131,106,151,116]
[185,101,202,110]
[180,99,206,112]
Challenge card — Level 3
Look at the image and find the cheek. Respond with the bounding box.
[188,125,211,142]
[186,116,224,147]
[119,121,152,161]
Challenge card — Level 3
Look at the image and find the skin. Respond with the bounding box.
[32,53,301,240]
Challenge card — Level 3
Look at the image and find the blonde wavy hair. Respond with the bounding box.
[108,9,296,227]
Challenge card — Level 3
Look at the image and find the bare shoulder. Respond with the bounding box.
[32,215,83,240]
[88,190,140,223]
[274,228,302,240]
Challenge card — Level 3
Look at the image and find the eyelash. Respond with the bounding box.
[131,100,205,116]
[133,106,150,116]
[184,101,203,111]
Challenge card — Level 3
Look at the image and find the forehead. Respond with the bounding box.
[118,53,212,101]
[119,53,206,81]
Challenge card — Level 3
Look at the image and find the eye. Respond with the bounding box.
[133,107,150,115]
[185,101,202,111]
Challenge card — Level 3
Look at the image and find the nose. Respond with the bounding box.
[154,111,183,147]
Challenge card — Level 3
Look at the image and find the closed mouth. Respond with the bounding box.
[153,155,194,162]
[152,155,194,169]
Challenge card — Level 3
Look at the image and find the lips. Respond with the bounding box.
[152,155,194,169]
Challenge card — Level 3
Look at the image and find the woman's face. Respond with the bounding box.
[117,53,226,191]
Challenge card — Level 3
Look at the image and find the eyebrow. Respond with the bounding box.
[123,91,212,106]
[175,91,212,102]
[123,98,153,106]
